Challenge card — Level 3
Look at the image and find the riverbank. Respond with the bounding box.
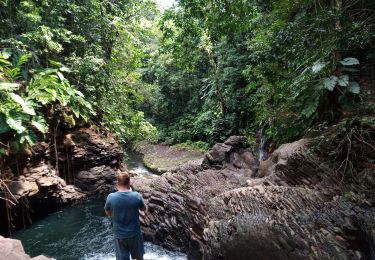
[2,124,374,260]
[133,142,204,174]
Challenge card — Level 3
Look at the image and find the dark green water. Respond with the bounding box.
[13,199,186,260]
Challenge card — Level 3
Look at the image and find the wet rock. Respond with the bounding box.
[0,236,53,260]
[74,165,117,195]
[231,149,259,171]
[5,162,84,203]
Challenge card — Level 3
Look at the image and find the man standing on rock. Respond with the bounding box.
[105,171,146,260]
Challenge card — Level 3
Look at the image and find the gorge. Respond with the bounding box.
[1,0,374,259]
[2,124,374,260]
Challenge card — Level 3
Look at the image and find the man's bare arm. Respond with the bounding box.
[105,210,112,216]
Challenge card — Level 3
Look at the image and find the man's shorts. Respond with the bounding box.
[114,233,145,260]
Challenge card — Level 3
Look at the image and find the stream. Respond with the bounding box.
[13,151,187,260]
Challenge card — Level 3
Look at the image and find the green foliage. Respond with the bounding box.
[0,0,159,144]
[140,0,374,145]
[172,141,210,153]
[0,53,93,153]
[2,0,372,150]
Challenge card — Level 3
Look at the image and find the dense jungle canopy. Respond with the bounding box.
[0,0,374,155]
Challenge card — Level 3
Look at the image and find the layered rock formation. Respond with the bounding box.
[0,127,122,235]
[0,236,52,260]
[66,128,122,194]
[133,136,375,259]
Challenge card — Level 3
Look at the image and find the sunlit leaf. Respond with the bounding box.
[348,82,360,94]
[322,76,337,91]
[57,71,65,81]
[32,116,48,133]
[339,57,360,66]
[337,75,349,87]
[9,93,36,115]
[0,82,20,91]
[1,49,12,59]
[6,117,26,133]
[311,62,326,74]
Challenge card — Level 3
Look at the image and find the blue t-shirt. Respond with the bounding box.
[104,191,145,239]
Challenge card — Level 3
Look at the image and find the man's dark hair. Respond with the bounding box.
[117,171,130,186]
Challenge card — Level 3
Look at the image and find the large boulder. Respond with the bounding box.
[0,236,52,260]
[202,136,258,171]
[256,139,308,178]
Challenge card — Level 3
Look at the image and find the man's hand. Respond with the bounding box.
[105,210,112,216]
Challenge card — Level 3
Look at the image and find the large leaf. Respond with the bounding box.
[348,82,360,94]
[1,49,12,59]
[19,130,38,145]
[322,76,337,91]
[337,75,349,87]
[57,71,65,81]
[6,117,26,133]
[0,82,20,91]
[75,90,85,98]
[31,115,48,133]
[9,93,36,115]
[339,57,360,66]
[311,62,326,74]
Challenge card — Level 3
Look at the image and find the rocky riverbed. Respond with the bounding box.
[2,126,374,260]
[132,136,375,259]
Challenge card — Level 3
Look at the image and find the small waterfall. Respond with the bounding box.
[256,129,266,161]
[256,128,274,161]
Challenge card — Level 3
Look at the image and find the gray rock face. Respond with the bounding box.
[0,236,53,260]
[67,128,122,195]
[68,128,123,169]
[133,136,375,260]
[75,165,117,194]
